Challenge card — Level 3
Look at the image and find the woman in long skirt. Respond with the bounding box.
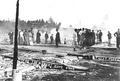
[36,30,41,44]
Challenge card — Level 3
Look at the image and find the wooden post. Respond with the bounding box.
[12,0,19,81]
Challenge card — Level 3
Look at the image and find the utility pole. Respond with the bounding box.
[12,0,19,81]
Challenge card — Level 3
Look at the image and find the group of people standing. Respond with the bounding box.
[44,30,61,47]
[96,30,103,43]
[18,28,61,46]
[7,27,120,49]
[107,29,120,49]
[73,28,120,49]
[8,28,61,47]
[8,28,43,45]
[18,28,40,45]
[73,28,96,50]
[44,32,55,44]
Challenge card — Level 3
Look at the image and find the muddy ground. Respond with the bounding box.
[0,44,119,81]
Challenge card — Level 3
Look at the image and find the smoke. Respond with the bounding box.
[0,22,15,33]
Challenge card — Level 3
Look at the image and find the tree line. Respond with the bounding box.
[0,17,61,32]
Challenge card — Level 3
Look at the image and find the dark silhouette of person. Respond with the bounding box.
[55,30,60,47]
[30,28,34,42]
[99,30,103,43]
[96,30,100,43]
[107,31,112,46]
[23,29,30,45]
[50,34,54,44]
[36,30,41,44]
[45,32,49,44]
[92,30,95,45]
[84,29,89,48]
[114,29,120,48]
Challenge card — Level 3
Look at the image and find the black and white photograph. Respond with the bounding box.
[0,0,120,81]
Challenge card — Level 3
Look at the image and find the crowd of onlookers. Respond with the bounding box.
[8,27,120,49]
[8,28,61,47]
[8,27,103,49]
[73,28,103,50]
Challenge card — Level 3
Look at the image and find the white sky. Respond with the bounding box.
[0,0,120,28]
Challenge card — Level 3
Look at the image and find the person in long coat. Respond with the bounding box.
[50,34,54,44]
[96,30,100,43]
[84,29,89,47]
[30,28,34,43]
[114,29,120,48]
[55,30,61,47]
[45,32,49,44]
[107,31,112,46]
[92,30,95,45]
[23,29,30,45]
[80,29,85,47]
[99,30,103,43]
[36,30,41,44]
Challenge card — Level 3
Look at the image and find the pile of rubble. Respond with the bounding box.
[0,46,119,81]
